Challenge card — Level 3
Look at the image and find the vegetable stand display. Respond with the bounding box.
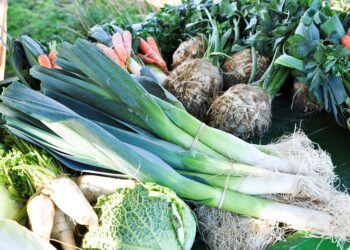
[1,1,350,250]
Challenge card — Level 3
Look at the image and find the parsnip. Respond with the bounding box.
[27,194,55,241]
[51,207,76,250]
[75,175,136,202]
[42,177,98,228]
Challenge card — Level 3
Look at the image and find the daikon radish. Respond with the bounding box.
[75,175,137,202]
[42,177,98,228]
[27,194,55,241]
[51,208,76,250]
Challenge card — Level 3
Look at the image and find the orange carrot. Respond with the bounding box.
[112,33,128,62]
[341,35,350,59]
[139,38,168,73]
[48,50,62,69]
[38,54,53,68]
[52,64,62,69]
[139,38,159,61]
[48,51,57,62]
[122,30,132,58]
[146,37,161,56]
[137,53,157,64]
[341,35,350,49]
[96,43,125,68]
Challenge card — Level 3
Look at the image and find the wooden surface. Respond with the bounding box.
[0,0,7,81]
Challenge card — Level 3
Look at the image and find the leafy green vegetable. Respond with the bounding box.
[0,134,63,201]
[275,6,350,125]
[83,183,196,250]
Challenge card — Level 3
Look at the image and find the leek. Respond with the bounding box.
[0,82,345,235]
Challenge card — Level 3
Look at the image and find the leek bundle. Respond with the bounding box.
[1,39,350,241]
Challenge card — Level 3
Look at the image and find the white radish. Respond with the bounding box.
[51,207,76,250]
[27,194,55,241]
[42,177,98,228]
[75,175,137,202]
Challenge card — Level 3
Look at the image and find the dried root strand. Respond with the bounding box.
[260,130,336,187]
[195,205,284,250]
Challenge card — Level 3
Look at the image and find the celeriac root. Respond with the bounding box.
[172,36,205,69]
[27,194,55,241]
[51,207,76,250]
[209,84,271,139]
[42,177,98,228]
[75,175,137,202]
[164,59,222,120]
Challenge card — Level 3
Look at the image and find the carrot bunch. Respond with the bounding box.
[38,50,61,69]
[96,30,132,69]
[341,31,350,59]
[137,37,169,74]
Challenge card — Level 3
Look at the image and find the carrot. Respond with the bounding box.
[122,30,132,58]
[341,35,350,49]
[137,53,157,64]
[38,54,53,68]
[76,175,136,203]
[113,32,128,62]
[139,38,159,61]
[340,35,350,59]
[27,194,55,241]
[146,36,161,56]
[53,64,62,69]
[51,208,76,250]
[96,43,125,68]
[48,51,57,62]
[42,177,98,228]
[139,38,169,73]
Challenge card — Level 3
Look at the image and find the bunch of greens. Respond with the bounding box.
[239,0,318,96]
[0,134,63,203]
[275,6,350,125]
[83,183,196,250]
[135,0,242,64]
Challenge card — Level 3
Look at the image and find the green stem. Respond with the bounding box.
[264,67,291,99]
[248,46,257,84]
[155,97,292,170]
[233,17,240,44]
